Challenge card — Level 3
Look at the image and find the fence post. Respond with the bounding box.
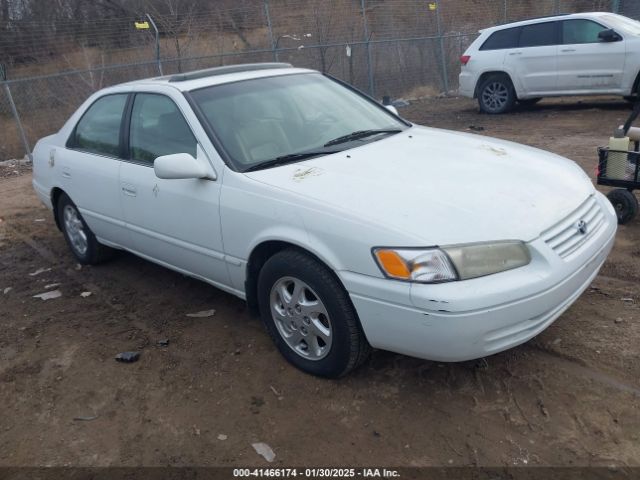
[264,0,278,61]
[435,0,449,95]
[611,0,620,13]
[2,81,32,162]
[145,14,163,75]
[360,0,375,97]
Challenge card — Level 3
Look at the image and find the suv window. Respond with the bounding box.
[519,21,558,47]
[480,27,521,50]
[129,93,197,164]
[70,94,127,157]
[562,19,608,44]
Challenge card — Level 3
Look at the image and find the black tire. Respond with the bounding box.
[477,74,516,114]
[257,249,371,378]
[518,97,542,106]
[57,193,115,264]
[607,189,638,224]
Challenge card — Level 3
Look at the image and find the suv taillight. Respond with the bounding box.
[460,55,471,65]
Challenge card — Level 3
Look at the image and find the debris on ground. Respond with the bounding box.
[34,218,45,222]
[615,317,624,324]
[75,264,82,271]
[469,125,485,131]
[115,351,140,363]
[157,339,170,347]
[73,415,98,422]
[3,287,11,294]
[621,298,634,303]
[186,309,216,318]
[80,291,92,298]
[217,434,228,441]
[33,290,62,301]
[29,267,51,277]
[252,442,276,462]
[44,283,60,289]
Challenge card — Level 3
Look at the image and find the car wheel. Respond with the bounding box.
[607,189,638,224]
[518,97,542,106]
[257,249,371,377]
[57,193,114,264]
[477,74,516,114]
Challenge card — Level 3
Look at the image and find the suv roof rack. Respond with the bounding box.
[167,63,293,83]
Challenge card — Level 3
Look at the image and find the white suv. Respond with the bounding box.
[460,12,640,113]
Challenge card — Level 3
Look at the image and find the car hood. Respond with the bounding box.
[244,126,594,245]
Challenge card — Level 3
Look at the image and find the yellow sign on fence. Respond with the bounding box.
[428,2,437,10]
[134,21,150,30]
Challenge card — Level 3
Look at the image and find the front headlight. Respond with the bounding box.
[373,241,530,283]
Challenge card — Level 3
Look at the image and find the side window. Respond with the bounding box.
[519,22,558,48]
[562,19,608,44]
[71,94,127,157]
[480,27,521,51]
[129,93,197,164]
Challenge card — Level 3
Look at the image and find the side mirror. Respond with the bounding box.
[385,104,399,115]
[154,153,208,180]
[598,29,621,42]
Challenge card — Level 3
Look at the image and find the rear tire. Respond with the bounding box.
[607,189,638,224]
[477,74,516,114]
[57,193,115,264]
[257,249,371,378]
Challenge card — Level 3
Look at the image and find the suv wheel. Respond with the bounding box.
[257,249,371,377]
[57,193,114,264]
[477,74,516,114]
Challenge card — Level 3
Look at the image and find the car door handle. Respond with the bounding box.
[561,48,576,53]
[121,184,137,197]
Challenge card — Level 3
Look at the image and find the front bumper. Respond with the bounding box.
[340,193,617,362]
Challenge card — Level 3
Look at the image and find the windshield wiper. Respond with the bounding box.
[323,129,403,147]
[243,150,338,172]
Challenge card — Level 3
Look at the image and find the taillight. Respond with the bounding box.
[460,55,471,65]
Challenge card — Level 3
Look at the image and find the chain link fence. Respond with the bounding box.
[0,0,635,161]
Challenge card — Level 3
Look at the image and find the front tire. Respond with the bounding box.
[57,193,114,264]
[257,249,370,378]
[477,74,516,114]
[607,189,638,224]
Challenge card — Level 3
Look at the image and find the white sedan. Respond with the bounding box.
[32,63,617,377]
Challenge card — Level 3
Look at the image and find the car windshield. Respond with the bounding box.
[189,73,408,171]
[601,14,640,36]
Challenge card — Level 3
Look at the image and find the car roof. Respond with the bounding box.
[109,63,316,93]
[480,11,614,33]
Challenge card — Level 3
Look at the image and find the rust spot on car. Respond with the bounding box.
[292,167,323,182]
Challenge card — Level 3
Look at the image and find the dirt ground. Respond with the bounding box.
[1,96,639,469]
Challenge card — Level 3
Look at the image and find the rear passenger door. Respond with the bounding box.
[61,93,130,247]
[504,21,559,95]
[557,19,626,92]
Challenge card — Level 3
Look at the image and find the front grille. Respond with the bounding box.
[541,195,604,259]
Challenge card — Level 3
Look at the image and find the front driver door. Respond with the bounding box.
[557,19,626,92]
[119,91,230,288]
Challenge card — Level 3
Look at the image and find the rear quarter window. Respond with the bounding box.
[480,27,521,50]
